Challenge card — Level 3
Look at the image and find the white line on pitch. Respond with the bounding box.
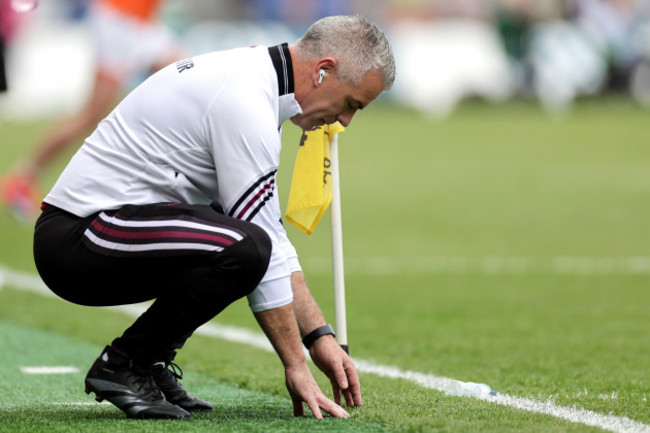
[20,366,80,374]
[1,266,649,433]
[302,256,650,275]
[51,401,112,406]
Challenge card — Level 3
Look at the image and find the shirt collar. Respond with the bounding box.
[268,43,302,125]
[268,43,294,96]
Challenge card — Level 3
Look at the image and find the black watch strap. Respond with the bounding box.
[302,324,335,349]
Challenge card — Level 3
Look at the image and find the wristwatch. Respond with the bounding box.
[302,324,335,349]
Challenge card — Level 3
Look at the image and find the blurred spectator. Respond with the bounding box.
[494,0,534,94]
[569,0,643,89]
[1,0,23,92]
[494,0,566,95]
[522,0,650,111]
[0,13,6,92]
[387,0,513,116]
[0,0,185,221]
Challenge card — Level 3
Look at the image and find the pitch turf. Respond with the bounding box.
[1,98,649,432]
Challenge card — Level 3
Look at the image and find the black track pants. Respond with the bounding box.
[33,202,272,364]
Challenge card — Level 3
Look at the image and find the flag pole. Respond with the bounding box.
[329,132,349,354]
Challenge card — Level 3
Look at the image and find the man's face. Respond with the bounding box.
[291,69,384,131]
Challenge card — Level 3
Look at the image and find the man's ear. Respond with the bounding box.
[313,58,337,85]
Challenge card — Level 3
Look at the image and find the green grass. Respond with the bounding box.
[0,319,388,432]
[1,99,649,432]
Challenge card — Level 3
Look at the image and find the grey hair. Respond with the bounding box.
[295,15,396,90]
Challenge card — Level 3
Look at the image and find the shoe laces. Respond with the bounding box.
[167,362,184,381]
[153,361,185,384]
[129,364,164,400]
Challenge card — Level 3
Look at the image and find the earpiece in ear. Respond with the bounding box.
[318,69,325,84]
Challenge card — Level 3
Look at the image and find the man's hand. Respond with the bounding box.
[285,362,350,418]
[289,271,363,408]
[309,335,362,408]
[253,303,349,419]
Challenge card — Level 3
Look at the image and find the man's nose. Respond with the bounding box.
[336,111,355,127]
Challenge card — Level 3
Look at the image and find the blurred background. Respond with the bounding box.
[1,5,649,430]
[2,0,650,119]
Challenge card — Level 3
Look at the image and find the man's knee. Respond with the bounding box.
[220,223,272,298]
[246,222,272,271]
[242,223,272,289]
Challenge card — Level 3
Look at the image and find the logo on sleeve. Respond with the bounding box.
[176,58,194,73]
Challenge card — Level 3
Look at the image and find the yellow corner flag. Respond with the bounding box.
[286,122,345,235]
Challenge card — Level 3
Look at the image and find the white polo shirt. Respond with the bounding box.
[44,44,304,312]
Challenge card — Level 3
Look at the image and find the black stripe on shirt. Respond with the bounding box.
[229,170,277,218]
[268,43,294,96]
[246,189,275,222]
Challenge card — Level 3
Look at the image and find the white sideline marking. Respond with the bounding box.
[1,266,649,433]
[303,256,650,275]
[20,366,80,374]
[52,401,112,406]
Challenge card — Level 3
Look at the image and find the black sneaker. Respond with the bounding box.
[152,361,213,412]
[84,346,190,419]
